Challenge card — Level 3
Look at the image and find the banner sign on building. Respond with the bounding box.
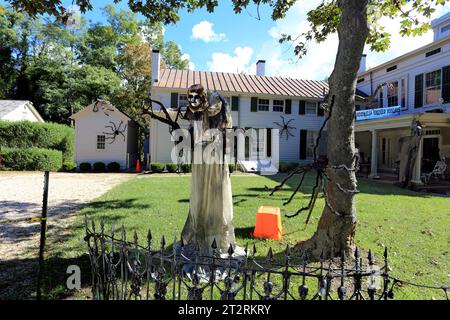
[356,106,401,121]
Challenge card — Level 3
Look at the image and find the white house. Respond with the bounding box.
[149,50,329,168]
[355,12,450,184]
[70,100,139,170]
[0,100,45,122]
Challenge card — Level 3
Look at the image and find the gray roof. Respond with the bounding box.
[0,100,29,118]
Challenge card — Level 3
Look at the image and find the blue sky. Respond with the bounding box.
[3,0,450,80]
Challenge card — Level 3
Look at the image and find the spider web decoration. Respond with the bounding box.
[103,120,127,144]
[267,95,360,227]
[273,116,296,140]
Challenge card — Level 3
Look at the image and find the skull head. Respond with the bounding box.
[187,84,207,112]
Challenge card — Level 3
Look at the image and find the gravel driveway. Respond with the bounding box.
[0,172,133,299]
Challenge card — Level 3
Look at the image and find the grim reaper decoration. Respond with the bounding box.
[103,120,127,144]
[142,84,242,259]
[273,116,296,140]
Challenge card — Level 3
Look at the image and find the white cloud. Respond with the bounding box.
[207,47,254,73]
[254,1,449,80]
[181,53,196,70]
[191,20,227,43]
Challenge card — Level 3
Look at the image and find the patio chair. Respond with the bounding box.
[422,160,447,184]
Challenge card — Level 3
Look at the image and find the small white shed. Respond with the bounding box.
[0,100,45,122]
[70,100,139,170]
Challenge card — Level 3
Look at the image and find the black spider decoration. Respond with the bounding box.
[268,95,360,226]
[273,116,296,140]
[103,120,127,144]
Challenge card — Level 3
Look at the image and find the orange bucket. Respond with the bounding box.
[253,206,283,240]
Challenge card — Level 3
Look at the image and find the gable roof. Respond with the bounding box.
[70,100,141,127]
[0,100,45,122]
[153,69,328,99]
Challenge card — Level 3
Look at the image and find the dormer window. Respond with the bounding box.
[386,65,397,72]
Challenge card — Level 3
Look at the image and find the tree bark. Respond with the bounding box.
[296,0,370,260]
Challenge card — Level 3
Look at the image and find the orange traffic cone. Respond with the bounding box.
[135,159,141,173]
[253,206,283,240]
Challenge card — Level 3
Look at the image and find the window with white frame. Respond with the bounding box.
[258,99,269,111]
[97,135,106,150]
[306,131,319,158]
[305,102,317,115]
[387,81,399,107]
[273,100,284,112]
[179,94,188,110]
[425,69,441,105]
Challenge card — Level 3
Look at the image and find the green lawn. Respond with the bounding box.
[46,173,449,300]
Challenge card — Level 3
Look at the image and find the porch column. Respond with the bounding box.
[237,130,245,162]
[411,138,424,185]
[369,129,379,178]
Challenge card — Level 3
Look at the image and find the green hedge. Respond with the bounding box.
[0,120,74,162]
[279,162,299,173]
[1,147,63,171]
[166,163,178,173]
[150,162,165,173]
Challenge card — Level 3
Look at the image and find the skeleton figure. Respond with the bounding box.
[181,84,237,255]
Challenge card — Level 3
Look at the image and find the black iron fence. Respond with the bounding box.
[84,218,448,300]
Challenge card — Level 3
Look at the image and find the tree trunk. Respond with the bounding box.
[296,0,370,260]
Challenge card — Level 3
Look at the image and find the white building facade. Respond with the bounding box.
[355,12,450,184]
[0,100,45,123]
[150,51,328,169]
[71,101,139,170]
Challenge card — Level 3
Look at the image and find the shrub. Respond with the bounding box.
[93,162,106,172]
[0,120,74,162]
[181,164,191,173]
[107,162,121,172]
[228,163,236,173]
[1,147,62,171]
[150,162,165,173]
[61,161,77,172]
[279,162,298,173]
[79,162,92,172]
[166,163,178,173]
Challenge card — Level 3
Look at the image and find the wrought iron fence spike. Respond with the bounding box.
[384,247,388,258]
[161,235,166,249]
[228,243,234,257]
[252,243,257,256]
[285,244,290,257]
[267,247,273,261]
[147,228,152,242]
[368,249,374,265]
[244,243,248,254]
[121,224,126,241]
[134,230,138,244]
[355,246,359,259]
[341,250,346,263]
[320,249,324,261]
[211,238,217,250]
